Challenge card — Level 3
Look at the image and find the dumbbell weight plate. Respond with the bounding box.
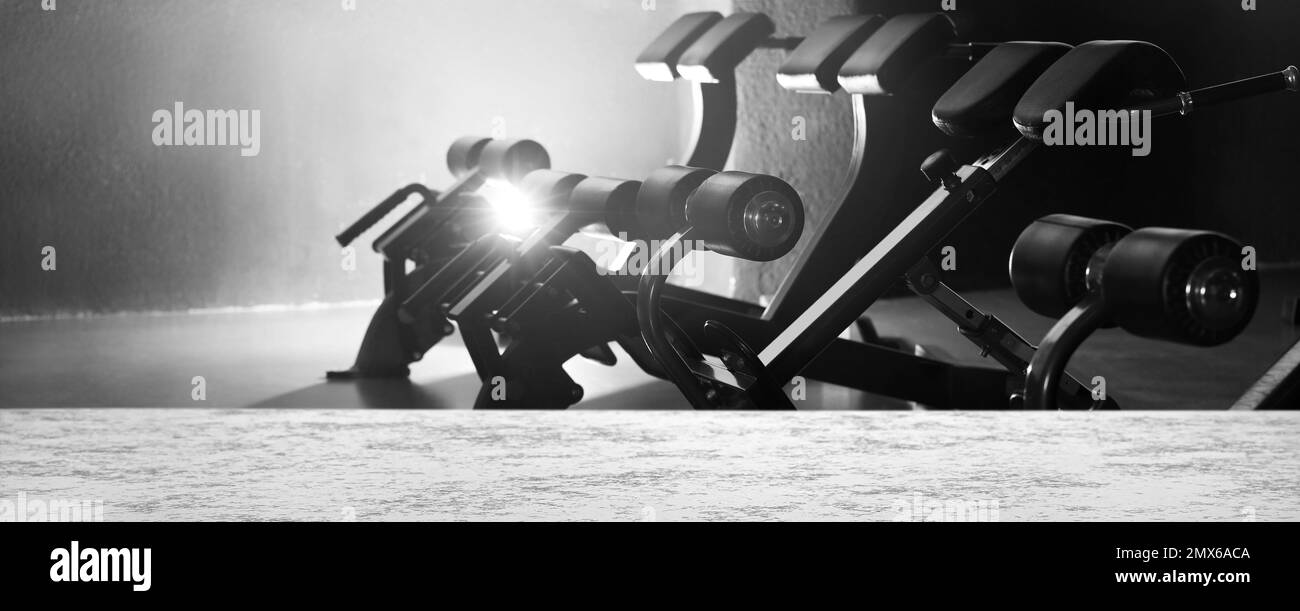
[684,171,804,262]
[1009,214,1132,319]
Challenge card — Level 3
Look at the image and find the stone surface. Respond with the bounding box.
[2,410,1296,521]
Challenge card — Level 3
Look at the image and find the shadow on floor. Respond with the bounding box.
[247,373,484,409]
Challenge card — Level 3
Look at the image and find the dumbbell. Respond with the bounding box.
[1010,214,1259,409]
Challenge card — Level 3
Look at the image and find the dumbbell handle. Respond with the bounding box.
[1130,65,1299,117]
[335,184,436,247]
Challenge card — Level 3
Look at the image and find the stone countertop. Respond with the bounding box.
[2,410,1295,522]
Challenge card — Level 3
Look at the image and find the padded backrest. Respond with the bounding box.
[678,13,776,83]
[931,42,1073,137]
[838,13,957,95]
[1013,40,1186,139]
[634,12,723,82]
[777,15,886,94]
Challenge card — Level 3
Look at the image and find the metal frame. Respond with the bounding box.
[1233,338,1300,410]
[761,137,1038,384]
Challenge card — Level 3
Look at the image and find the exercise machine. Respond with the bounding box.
[638,40,1297,410]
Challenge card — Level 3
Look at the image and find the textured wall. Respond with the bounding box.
[728,0,857,303]
[0,0,725,316]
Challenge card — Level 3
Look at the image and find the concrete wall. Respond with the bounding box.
[0,0,725,316]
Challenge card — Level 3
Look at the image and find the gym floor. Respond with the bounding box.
[3,270,1297,410]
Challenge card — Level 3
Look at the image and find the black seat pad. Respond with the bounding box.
[677,13,775,83]
[1013,40,1186,139]
[838,13,957,95]
[634,12,722,82]
[778,15,886,94]
[931,42,1073,137]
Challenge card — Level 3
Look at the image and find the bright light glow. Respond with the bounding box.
[479,179,538,235]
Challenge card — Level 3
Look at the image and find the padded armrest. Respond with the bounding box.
[932,42,1073,137]
[678,13,776,84]
[1013,40,1186,139]
[635,12,723,82]
[777,15,886,94]
[838,13,957,95]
